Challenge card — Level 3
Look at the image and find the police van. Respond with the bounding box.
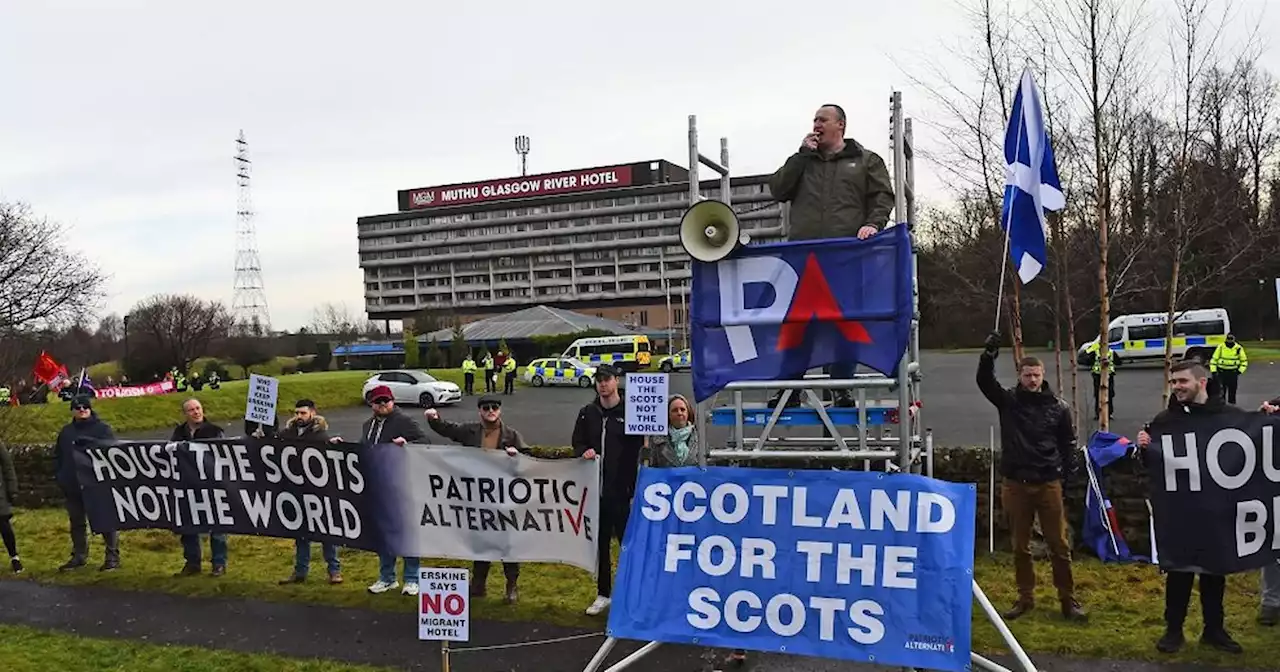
[1076,308,1231,367]
[561,335,651,372]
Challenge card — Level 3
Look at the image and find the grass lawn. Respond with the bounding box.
[0,368,492,444]
[0,624,392,672]
[2,508,1278,668]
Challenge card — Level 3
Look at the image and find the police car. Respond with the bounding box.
[523,358,597,388]
[657,349,692,373]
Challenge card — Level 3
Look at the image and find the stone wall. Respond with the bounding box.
[1,443,1154,557]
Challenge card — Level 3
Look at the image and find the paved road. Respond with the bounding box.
[127,352,1280,449]
[0,580,1253,672]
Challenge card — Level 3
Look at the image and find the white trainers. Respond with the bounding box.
[367,580,399,594]
[402,582,420,596]
[585,595,611,616]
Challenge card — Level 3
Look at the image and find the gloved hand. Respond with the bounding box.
[983,331,1002,358]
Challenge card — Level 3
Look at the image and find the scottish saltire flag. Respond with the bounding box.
[1001,67,1064,284]
[689,225,913,402]
[1082,431,1145,563]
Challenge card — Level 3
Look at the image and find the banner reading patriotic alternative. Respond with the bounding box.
[363,444,600,574]
[607,466,976,671]
[1145,409,1280,575]
[75,439,375,550]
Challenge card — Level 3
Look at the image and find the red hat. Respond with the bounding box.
[368,385,394,403]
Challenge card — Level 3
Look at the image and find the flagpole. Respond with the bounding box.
[994,72,1029,334]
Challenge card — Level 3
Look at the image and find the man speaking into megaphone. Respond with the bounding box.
[763,103,896,408]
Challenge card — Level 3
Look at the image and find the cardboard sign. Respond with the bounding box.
[418,567,470,642]
[625,373,668,435]
[245,374,278,426]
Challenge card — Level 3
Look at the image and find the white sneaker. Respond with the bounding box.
[367,580,398,594]
[402,582,420,596]
[585,595,611,616]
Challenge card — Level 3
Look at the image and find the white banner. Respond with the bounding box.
[383,445,600,574]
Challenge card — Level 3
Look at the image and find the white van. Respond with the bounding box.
[1076,308,1231,367]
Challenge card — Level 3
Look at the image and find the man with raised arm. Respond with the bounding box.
[976,331,1085,622]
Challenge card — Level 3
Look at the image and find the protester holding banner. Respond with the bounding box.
[0,442,23,573]
[339,384,428,597]
[424,394,530,603]
[53,395,120,572]
[276,399,343,586]
[571,364,644,616]
[1136,361,1242,654]
[643,395,704,468]
[169,398,229,577]
[976,332,1086,622]
[1255,396,1280,626]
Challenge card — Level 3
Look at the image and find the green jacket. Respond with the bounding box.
[768,138,896,240]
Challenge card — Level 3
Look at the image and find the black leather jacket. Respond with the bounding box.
[977,353,1077,483]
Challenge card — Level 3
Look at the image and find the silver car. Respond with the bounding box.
[362,370,462,408]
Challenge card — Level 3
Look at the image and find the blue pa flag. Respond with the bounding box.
[1001,67,1064,284]
[1082,431,1145,563]
[689,224,914,402]
[608,466,976,671]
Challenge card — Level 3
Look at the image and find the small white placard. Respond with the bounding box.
[418,567,470,642]
[245,374,278,426]
[625,373,669,435]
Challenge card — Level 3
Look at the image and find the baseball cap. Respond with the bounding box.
[368,385,394,403]
[593,364,620,380]
[478,394,501,409]
[71,395,93,410]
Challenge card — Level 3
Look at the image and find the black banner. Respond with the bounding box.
[1147,408,1280,575]
[74,439,377,551]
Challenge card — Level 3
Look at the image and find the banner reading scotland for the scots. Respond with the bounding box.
[75,439,377,551]
[607,466,976,672]
[363,444,600,573]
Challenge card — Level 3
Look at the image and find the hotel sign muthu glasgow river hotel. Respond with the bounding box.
[398,164,635,210]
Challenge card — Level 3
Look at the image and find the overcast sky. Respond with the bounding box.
[2,1,1274,331]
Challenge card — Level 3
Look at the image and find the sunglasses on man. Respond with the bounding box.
[480,403,501,412]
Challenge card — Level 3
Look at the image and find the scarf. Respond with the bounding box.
[669,424,694,464]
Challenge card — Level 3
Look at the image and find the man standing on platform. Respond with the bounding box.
[976,332,1086,622]
[767,103,896,408]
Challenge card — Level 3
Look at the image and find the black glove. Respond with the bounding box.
[983,331,1002,358]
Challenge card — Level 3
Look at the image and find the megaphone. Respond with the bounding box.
[679,199,751,263]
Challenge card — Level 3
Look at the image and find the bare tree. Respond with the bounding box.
[310,302,360,366]
[1039,0,1151,431]
[0,203,105,335]
[1159,0,1249,402]
[126,294,232,375]
[1236,57,1278,226]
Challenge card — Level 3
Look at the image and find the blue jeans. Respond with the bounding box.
[379,554,419,585]
[295,540,340,576]
[181,533,228,567]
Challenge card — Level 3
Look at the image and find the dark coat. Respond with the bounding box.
[359,409,427,445]
[976,353,1077,483]
[0,444,16,517]
[170,422,226,441]
[53,413,116,490]
[768,137,896,240]
[572,398,644,497]
[278,415,331,443]
[427,416,529,453]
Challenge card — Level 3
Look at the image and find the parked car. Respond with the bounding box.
[361,370,462,408]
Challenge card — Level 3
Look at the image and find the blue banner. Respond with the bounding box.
[607,466,976,671]
[689,225,914,402]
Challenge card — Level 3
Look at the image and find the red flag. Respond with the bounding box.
[32,351,67,386]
